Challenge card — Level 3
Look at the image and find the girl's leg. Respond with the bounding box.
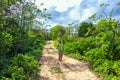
[58,53,60,62]
[60,53,63,62]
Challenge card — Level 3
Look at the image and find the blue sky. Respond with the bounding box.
[35,0,120,28]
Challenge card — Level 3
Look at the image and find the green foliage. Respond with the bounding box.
[61,34,69,44]
[100,3,110,7]
[85,48,106,61]
[64,42,78,53]
[89,13,97,19]
[118,2,120,6]
[0,54,41,80]
[12,54,40,79]
[0,0,47,79]
[0,32,13,56]
[50,25,66,39]
[78,22,93,37]
[64,37,95,55]
[0,31,45,79]
[58,17,120,79]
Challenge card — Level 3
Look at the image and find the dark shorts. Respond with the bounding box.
[58,50,64,53]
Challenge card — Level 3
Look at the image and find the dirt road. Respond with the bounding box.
[38,41,101,80]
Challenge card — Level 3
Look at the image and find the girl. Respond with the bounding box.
[57,38,64,64]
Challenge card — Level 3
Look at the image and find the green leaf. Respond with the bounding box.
[89,13,97,19]
[117,2,120,6]
[100,3,104,7]
[105,4,110,6]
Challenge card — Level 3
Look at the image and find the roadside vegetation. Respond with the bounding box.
[0,0,50,79]
[51,3,120,80]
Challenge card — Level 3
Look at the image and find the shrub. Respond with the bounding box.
[0,32,13,56]
[30,49,42,60]
[85,48,106,61]
[64,42,78,53]
[8,54,41,80]
[112,60,120,79]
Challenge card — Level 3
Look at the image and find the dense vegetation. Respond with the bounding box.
[0,0,49,79]
[51,3,120,80]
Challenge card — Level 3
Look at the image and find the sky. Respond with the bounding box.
[35,0,120,28]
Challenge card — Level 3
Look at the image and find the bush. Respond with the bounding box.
[64,37,95,55]
[0,32,13,56]
[76,37,95,55]
[112,61,120,79]
[93,60,120,80]
[64,42,78,53]
[85,48,106,61]
[31,49,42,60]
[1,54,41,80]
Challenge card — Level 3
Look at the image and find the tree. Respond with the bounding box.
[78,22,93,37]
[50,25,66,39]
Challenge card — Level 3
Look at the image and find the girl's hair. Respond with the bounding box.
[57,38,61,43]
[57,38,61,41]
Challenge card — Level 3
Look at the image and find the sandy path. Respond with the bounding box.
[38,41,101,80]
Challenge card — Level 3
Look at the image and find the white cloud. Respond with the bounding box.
[35,0,82,12]
[69,6,80,20]
[97,0,109,5]
[69,6,97,22]
[80,7,96,22]
[35,0,97,26]
[35,0,119,27]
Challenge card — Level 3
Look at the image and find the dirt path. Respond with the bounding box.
[38,41,101,80]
